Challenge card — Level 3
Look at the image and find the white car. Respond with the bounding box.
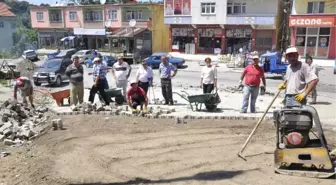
[22,50,38,61]
[72,50,92,64]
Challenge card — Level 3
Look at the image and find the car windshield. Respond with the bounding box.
[76,51,85,55]
[43,60,61,68]
[105,56,114,60]
[55,51,67,57]
[26,51,35,56]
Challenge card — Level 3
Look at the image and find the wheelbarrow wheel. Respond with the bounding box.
[205,104,217,112]
[115,95,124,105]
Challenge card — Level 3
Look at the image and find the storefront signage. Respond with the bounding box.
[226,16,275,25]
[164,16,192,24]
[226,29,252,38]
[172,28,194,37]
[74,28,106,36]
[289,16,335,27]
[165,0,191,16]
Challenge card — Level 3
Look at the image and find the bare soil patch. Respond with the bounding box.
[0,115,335,185]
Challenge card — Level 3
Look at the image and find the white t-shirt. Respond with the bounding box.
[201,65,217,84]
[285,62,318,94]
[136,66,153,82]
[113,61,131,81]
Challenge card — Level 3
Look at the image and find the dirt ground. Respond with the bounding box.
[0,115,335,185]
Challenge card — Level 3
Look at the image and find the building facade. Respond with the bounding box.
[164,0,282,54]
[30,3,169,56]
[0,2,16,52]
[289,0,336,59]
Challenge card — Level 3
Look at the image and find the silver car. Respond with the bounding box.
[22,50,38,61]
[72,50,92,64]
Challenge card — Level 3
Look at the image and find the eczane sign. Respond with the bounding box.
[289,16,335,27]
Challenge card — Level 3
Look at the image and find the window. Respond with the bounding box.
[108,10,117,20]
[307,2,325,13]
[201,2,216,14]
[69,11,77,21]
[0,22,4,28]
[126,10,142,20]
[50,13,62,22]
[85,11,103,21]
[227,2,246,14]
[36,12,44,21]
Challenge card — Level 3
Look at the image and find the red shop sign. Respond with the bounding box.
[289,16,336,27]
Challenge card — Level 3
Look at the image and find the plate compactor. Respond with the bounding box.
[273,99,336,178]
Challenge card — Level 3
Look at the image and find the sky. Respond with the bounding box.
[24,0,159,5]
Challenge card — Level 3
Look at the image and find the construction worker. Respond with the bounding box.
[13,77,35,108]
[112,56,132,101]
[239,55,266,113]
[127,80,148,114]
[306,56,318,104]
[278,47,319,105]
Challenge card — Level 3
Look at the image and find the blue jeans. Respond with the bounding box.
[241,85,259,113]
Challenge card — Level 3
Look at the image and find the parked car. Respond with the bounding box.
[33,58,72,87]
[22,50,38,61]
[85,55,117,68]
[143,52,185,69]
[72,50,92,64]
[53,49,77,60]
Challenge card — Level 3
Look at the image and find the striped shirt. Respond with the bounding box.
[92,63,107,80]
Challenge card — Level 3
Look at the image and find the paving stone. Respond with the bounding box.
[3,139,14,146]
[0,134,5,141]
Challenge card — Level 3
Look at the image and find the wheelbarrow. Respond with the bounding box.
[50,89,71,106]
[86,87,124,105]
[174,89,221,112]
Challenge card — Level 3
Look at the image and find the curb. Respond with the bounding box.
[50,110,274,121]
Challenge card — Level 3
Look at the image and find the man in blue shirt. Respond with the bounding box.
[159,56,177,105]
[88,57,110,105]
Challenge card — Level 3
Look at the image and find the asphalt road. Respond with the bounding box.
[7,58,336,99]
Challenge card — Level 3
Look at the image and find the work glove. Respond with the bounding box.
[278,83,286,90]
[142,108,148,114]
[294,92,307,102]
[132,109,137,113]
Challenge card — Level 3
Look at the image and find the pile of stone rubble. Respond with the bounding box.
[0,99,54,146]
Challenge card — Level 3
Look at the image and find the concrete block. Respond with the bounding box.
[0,134,5,141]
[21,129,34,138]
[3,139,14,146]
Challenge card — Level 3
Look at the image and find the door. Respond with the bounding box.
[129,39,134,53]
[305,36,317,57]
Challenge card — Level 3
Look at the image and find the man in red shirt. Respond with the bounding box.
[127,80,148,113]
[239,55,266,113]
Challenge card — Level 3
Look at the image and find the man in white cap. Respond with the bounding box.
[112,56,132,101]
[239,54,266,113]
[278,47,319,105]
[306,56,318,104]
[126,80,148,114]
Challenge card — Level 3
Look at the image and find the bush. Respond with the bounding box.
[0,50,12,59]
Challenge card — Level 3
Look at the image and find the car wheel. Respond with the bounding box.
[34,82,41,86]
[55,76,62,87]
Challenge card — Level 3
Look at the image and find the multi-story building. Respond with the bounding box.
[30,3,169,55]
[164,0,282,54]
[0,2,16,52]
[289,0,336,59]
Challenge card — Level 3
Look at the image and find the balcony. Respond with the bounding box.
[121,6,152,23]
[49,9,64,28]
[83,8,104,29]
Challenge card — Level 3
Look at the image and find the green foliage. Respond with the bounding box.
[0,50,12,59]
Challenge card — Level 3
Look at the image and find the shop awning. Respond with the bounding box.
[60,36,75,41]
[107,28,147,38]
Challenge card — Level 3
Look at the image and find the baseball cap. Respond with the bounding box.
[286,47,298,54]
[16,77,23,87]
[252,55,259,59]
[93,57,100,62]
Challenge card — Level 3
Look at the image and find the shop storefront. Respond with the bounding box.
[225,27,252,54]
[197,27,222,54]
[38,29,73,49]
[290,15,336,59]
[74,28,107,51]
[171,27,195,53]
